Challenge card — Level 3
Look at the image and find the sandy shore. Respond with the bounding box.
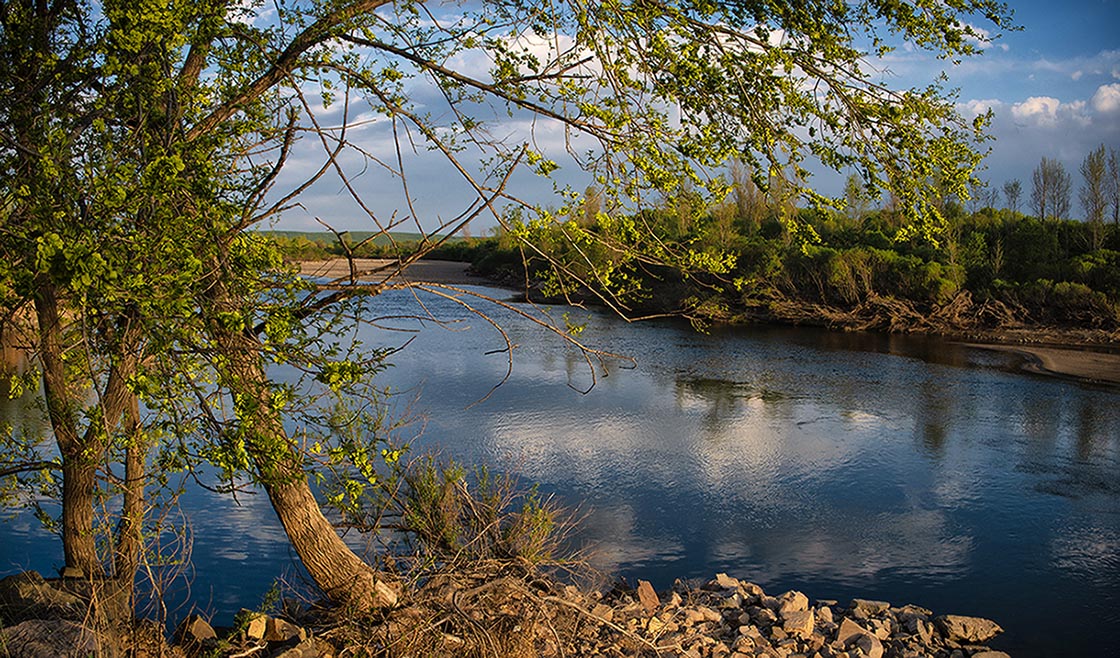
[961,343,1120,386]
[299,258,495,287]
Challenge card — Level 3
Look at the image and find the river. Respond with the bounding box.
[2,284,1118,657]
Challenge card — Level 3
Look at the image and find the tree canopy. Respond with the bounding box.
[0,0,1013,609]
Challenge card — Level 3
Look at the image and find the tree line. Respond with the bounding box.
[419,148,1120,334]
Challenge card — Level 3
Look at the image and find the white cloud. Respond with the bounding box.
[958,98,1003,119]
[1009,96,1091,127]
[1033,49,1120,81]
[1010,96,1060,123]
[1090,83,1120,113]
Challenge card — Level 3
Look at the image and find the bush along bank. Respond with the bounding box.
[2,569,1010,657]
[421,210,1120,340]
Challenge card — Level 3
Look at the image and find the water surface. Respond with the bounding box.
[2,286,1118,657]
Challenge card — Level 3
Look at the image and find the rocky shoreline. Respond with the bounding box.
[1,570,1011,657]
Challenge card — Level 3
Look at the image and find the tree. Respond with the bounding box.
[1003,179,1022,214]
[1031,157,1072,221]
[1108,147,1120,225]
[1081,145,1109,249]
[967,179,993,215]
[1,0,1014,611]
[844,173,872,224]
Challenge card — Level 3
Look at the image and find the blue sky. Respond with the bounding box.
[925,0,1120,206]
[270,0,1120,232]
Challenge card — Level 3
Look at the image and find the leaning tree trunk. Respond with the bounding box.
[203,282,397,609]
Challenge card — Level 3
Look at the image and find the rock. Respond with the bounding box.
[752,607,778,625]
[714,573,742,590]
[777,591,810,616]
[270,637,332,658]
[265,617,306,643]
[592,602,614,622]
[868,618,892,640]
[835,618,882,658]
[783,609,815,638]
[971,652,1012,658]
[816,606,834,625]
[637,579,660,613]
[895,604,932,622]
[851,632,884,658]
[0,619,103,658]
[849,599,890,619]
[175,615,216,644]
[909,618,933,644]
[241,611,268,641]
[0,571,82,619]
[741,582,766,598]
[836,618,867,646]
[934,615,1004,643]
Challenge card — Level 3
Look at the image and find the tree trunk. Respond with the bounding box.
[203,279,397,609]
[35,284,102,577]
[114,394,145,584]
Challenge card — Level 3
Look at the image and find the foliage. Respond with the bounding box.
[450,189,1120,330]
[0,0,1017,608]
[395,459,565,567]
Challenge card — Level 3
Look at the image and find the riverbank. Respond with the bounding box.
[958,342,1120,385]
[297,258,1120,387]
[0,569,1012,657]
[299,258,499,287]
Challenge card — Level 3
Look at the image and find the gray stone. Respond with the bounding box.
[816,606,834,625]
[265,617,306,643]
[0,619,103,658]
[0,571,82,617]
[851,632,884,658]
[592,603,614,622]
[637,579,660,613]
[753,607,779,625]
[777,591,810,616]
[242,611,268,641]
[849,599,890,619]
[270,637,332,658]
[684,606,722,625]
[175,614,216,645]
[783,609,815,638]
[836,618,868,646]
[835,618,883,658]
[934,615,1003,643]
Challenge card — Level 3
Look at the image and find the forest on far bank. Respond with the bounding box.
[268,149,1120,336]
